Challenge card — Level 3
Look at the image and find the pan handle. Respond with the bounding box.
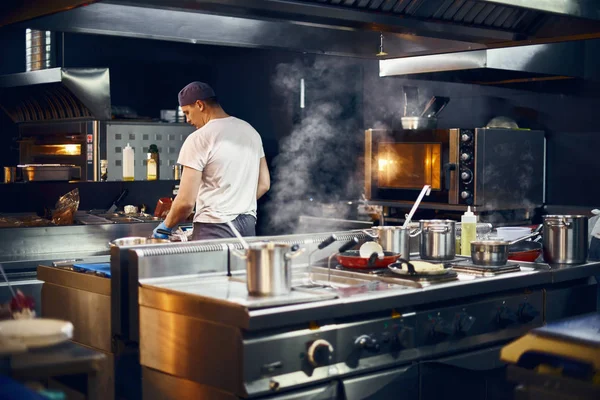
[362,229,378,240]
[409,228,422,237]
[231,247,248,260]
[317,235,337,250]
[285,247,306,260]
[338,237,359,254]
[367,252,379,267]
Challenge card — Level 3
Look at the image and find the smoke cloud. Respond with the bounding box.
[265,57,363,234]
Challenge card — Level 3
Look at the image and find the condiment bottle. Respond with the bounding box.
[146,144,159,180]
[122,143,134,181]
[460,206,477,256]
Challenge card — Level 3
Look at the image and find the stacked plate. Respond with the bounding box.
[0,319,73,354]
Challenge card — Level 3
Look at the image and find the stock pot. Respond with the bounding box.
[419,220,456,261]
[363,226,421,260]
[232,242,304,296]
[543,215,588,264]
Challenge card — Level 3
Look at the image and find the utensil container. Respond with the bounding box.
[419,220,456,261]
[543,215,588,264]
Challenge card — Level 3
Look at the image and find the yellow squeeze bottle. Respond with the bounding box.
[460,206,477,256]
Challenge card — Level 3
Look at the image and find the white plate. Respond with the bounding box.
[359,242,384,258]
[0,319,73,349]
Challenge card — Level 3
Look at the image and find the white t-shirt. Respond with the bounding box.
[177,116,265,223]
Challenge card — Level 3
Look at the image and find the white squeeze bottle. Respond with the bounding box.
[460,206,477,256]
[123,143,135,181]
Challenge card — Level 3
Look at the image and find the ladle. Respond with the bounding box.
[403,185,431,229]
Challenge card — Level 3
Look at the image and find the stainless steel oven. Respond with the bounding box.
[365,128,546,211]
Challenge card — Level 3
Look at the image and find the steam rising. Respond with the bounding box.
[266,58,363,234]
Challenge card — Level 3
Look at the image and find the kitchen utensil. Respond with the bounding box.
[363,226,420,260]
[471,230,543,266]
[227,220,250,250]
[359,241,384,258]
[0,319,73,348]
[508,241,542,262]
[401,117,437,130]
[403,185,432,229]
[308,235,337,267]
[543,215,588,264]
[336,250,401,269]
[419,220,456,261]
[420,96,450,118]
[107,189,129,214]
[0,264,16,299]
[109,237,169,247]
[232,242,305,296]
[388,258,449,276]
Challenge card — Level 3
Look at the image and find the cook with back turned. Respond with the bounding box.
[153,81,270,240]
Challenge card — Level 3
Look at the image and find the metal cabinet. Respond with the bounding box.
[342,364,419,400]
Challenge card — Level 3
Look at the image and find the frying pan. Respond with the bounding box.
[508,241,542,262]
[336,250,401,269]
[388,258,450,276]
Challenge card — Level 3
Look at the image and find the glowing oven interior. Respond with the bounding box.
[377,143,441,190]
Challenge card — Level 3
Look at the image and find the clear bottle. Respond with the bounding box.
[122,143,134,181]
[460,206,477,256]
[146,144,159,181]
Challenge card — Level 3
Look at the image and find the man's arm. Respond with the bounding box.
[164,166,203,228]
[257,157,270,200]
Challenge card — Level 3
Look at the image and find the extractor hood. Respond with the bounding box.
[0,68,111,122]
[380,39,600,84]
[1,1,600,59]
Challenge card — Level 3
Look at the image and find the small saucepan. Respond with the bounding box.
[471,229,542,266]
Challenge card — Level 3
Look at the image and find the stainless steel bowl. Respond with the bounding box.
[401,117,437,130]
[471,240,509,266]
[109,237,170,247]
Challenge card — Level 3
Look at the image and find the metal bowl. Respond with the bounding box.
[109,237,170,247]
[471,240,509,266]
[401,117,437,130]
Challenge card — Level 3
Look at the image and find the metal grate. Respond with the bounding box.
[305,0,546,34]
[135,242,227,256]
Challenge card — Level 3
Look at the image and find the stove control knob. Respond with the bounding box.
[354,335,380,352]
[432,319,455,337]
[497,306,518,327]
[395,327,415,348]
[456,312,476,334]
[518,303,540,323]
[460,170,472,182]
[307,339,334,367]
[461,132,473,143]
[461,191,471,199]
[460,152,472,162]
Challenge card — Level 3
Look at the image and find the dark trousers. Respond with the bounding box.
[192,214,256,241]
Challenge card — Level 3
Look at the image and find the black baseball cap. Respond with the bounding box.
[178,81,216,106]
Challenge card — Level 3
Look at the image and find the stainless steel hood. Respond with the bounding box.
[379,39,600,84]
[2,1,600,59]
[0,68,111,122]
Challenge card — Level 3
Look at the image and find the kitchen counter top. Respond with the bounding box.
[139,260,600,331]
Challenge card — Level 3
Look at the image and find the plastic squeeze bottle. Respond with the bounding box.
[123,143,135,181]
[460,206,477,256]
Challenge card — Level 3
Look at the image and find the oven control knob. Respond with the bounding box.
[354,335,380,352]
[497,306,518,327]
[456,312,476,334]
[307,339,334,367]
[395,327,415,348]
[461,191,471,199]
[461,132,473,143]
[432,319,455,337]
[518,303,540,323]
[460,152,472,162]
[460,170,472,182]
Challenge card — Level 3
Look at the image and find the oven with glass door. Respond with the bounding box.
[364,128,545,211]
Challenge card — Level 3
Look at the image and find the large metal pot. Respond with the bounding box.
[419,220,456,261]
[233,242,305,296]
[364,226,421,260]
[543,215,588,264]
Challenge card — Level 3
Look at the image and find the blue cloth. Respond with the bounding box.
[0,375,49,400]
[192,214,256,240]
[72,263,111,277]
[152,221,172,239]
